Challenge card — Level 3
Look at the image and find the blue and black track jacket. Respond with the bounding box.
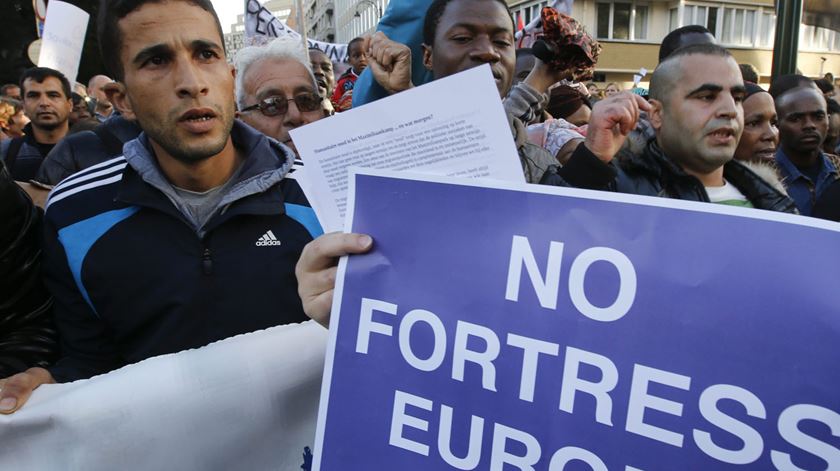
[42,122,324,382]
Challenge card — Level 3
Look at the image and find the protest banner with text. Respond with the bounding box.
[245,0,349,63]
[314,169,840,470]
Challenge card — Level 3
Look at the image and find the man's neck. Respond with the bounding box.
[152,138,242,192]
[684,166,725,188]
[781,144,820,168]
[31,123,68,145]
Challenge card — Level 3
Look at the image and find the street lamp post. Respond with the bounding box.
[353,0,383,35]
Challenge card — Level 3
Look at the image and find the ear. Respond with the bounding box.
[422,44,433,72]
[108,82,136,121]
[647,98,664,132]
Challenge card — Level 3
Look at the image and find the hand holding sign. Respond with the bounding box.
[296,233,373,327]
[0,367,54,414]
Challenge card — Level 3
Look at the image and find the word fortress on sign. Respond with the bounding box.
[352,235,839,470]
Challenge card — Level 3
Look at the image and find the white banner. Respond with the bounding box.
[37,1,89,84]
[0,321,327,471]
[245,0,349,63]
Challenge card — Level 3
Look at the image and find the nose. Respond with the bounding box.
[716,92,739,120]
[284,99,303,128]
[802,116,818,131]
[174,57,209,99]
[469,36,501,63]
[761,121,779,143]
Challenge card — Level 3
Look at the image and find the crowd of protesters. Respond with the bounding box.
[0,0,839,422]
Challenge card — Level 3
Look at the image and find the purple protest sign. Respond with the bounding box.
[313,169,840,470]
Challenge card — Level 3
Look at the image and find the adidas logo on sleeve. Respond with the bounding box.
[256,230,282,246]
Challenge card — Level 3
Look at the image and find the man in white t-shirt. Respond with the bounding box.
[550,43,797,213]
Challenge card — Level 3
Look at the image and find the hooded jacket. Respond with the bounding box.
[42,122,323,382]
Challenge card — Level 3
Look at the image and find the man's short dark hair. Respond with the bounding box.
[739,63,759,83]
[768,74,815,100]
[423,0,513,45]
[659,25,713,62]
[827,98,840,115]
[0,84,20,96]
[348,37,365,53]
[650,43,732,103]
[19,67,72,99]
[97,0,224,81]
[815,78,834,95]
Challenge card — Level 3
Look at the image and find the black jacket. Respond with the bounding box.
[0,162,57,377]
[36,113,142,185]
[556,140,798,213]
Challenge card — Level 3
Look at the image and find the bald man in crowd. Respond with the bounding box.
[87,74,114,120]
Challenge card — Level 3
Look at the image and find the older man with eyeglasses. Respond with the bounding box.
[235,37,328,157]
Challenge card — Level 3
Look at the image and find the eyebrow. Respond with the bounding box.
[256,85,316,100]
[447,23,513,36]
[132,39,223,67]
[685,84,747,98]
[685,84,722,97]
[133,43,172,67]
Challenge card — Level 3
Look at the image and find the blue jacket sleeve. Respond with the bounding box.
[351,0,435,108]
[41,213,123,382]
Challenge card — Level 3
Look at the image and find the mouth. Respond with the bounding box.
[707,127,736,144]
[178,107,218,133]
[800,134,822,144]
[754,147,776,160]
[315,78,327,90]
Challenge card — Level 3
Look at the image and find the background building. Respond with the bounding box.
[507,0,840,86]
[336,0,387,42]
[304,0,338,42]
[224,0,294,60]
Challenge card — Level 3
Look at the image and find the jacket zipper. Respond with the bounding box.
[202,247,213,275]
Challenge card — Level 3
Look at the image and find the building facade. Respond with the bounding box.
[304,0,338,42]
[507,0,840,86]
[335,0,388,42]
[224,0,294,60]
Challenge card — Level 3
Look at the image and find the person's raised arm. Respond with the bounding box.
[363,32,414,95]
[296,233,373,327]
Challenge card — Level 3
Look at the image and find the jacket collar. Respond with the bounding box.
[774,147,836,182]
[116,120,295,230]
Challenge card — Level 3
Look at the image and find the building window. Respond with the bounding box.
[683,5,718,33]
[596,2,649,40]
[682,3,779,48]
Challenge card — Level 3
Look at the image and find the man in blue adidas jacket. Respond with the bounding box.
[0,0,322,413]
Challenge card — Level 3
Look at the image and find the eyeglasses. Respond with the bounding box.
[240,93,322,117]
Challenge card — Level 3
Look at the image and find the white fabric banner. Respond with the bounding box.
[0,321,327,471]
[37,1,89,84]
[245,0,349,63]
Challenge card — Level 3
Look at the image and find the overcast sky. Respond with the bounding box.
[211,0,248,33]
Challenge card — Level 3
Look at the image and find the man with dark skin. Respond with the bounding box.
[774,85,835,216]
[309,48,336,99]
[362,0,571,182]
